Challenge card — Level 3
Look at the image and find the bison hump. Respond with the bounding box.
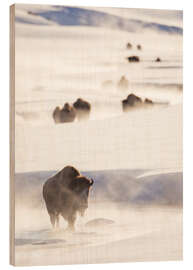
[53,166,80,187]
[61,166,80,178]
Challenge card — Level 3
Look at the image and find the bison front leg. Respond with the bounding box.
[49,213,56,229]
[67,214,76,232]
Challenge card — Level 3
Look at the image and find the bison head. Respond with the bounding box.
[70,176,94,216]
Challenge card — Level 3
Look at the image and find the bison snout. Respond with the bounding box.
[89,178,94,186]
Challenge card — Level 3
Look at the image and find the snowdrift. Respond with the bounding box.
[15,5,182,35]
[15,169,182,208]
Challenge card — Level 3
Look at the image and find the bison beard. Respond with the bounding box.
[43,166,94,231]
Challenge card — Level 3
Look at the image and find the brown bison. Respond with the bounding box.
[126,42,132,49]
[52,106,61,123]
[127,56,140,62]
[43,166,94,231]
[155,57,161,62]
[53,103,76,123]
[144,98,153,104]
[117,76,129,91]
[27,11,37,16]
[137,44,142,50]
[122,94,142,112]
[73,98,91,121]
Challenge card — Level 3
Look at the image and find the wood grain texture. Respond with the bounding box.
[10,4,15,266]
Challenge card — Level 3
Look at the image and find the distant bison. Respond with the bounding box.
[144,98,153,104]
[126,42,132,49]
[52,106,61,123]
[117,76,129,91]
[43,166,94,231]
[27,11,37,16]
[53,103,76,123]
[127,56,140,62]
[137,44,142,50]
[155,57,161,62]
[122,94,142,112]
[73,98,91,121]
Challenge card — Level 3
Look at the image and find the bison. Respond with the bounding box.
[127,56,140,62]
[144,98,153,104]
[52,106,61,123]
[27,11,37,16]
[155,57,161,62]
[73,98,91,121]
[126,42,132,49]
[137,44,142,50]
[43,166,94,231]
[53,103,76,123]
[117,76,129,91]
[122,93,142,112]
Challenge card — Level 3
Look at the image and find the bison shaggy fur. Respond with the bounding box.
[43,166,94,231]
[73,98,91,121]
[53,103,76,124]
[122,93,142,112]
[127,56,140,62]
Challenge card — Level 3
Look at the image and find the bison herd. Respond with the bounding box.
[122,94,153,112]
[126,43,142,50]
[43,166,94,231]
[126,42,161,63]
[127,55,162,63]
[43,40,165,231]
[102,75,155,112]
[53,80,155,123]
[52,41,163,123]
[53,98,91,123]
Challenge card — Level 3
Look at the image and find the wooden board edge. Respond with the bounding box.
[10,4,15,266]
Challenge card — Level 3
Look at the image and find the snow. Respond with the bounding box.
[14,169,182,266]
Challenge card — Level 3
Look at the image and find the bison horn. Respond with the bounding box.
[90,178,94,186]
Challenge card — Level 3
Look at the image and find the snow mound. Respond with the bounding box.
[85,218,115,227]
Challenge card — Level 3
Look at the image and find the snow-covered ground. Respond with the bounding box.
[14,169,182,266]
[13,4,183,266]
[15,205,182,266]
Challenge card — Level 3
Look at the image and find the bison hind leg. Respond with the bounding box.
[49,212,60,230]
[61,212,76,232]
[56,214,60,229]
